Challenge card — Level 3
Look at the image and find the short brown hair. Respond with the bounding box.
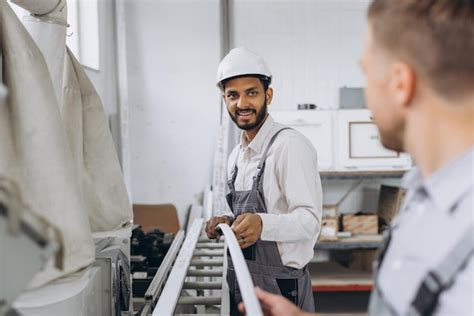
[368,0,474,100]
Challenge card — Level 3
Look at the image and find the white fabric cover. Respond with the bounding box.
[0,0,94,288]
[61,48,132,232]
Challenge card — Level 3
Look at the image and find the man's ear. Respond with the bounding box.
[265,87,273,105]
[390,62,416,110]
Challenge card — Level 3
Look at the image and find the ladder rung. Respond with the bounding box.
[195,242,225,249]
[193,249,224,256]
[183,281,222,289]
[177,296,221,305]
[190,259,223,267]
[187,269,223,277]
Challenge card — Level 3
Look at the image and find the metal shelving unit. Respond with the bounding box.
[315,234,383,250]
[320,170,406,180]
[310,261,373,292]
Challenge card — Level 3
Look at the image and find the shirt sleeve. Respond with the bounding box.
[258,133,322,242]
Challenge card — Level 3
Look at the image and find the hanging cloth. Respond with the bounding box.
[0,0,94,288]
[61,48,132,232]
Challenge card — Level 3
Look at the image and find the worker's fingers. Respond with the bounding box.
[238,236,247,248]
[232,214,250,235]
[238,302,246,315]
[240,233,260,249]
[205,220,216,238]
[241,240,251,249]
[255,286,280,306]
[239,289,274,316]
[205,217,227,239]
[206,230,217,240]
[231,213,245,230]
[237,231,251,248]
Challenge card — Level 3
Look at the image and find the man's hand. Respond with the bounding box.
[238,287,308,316]
[205,216,231,240]
[231,213,262,249]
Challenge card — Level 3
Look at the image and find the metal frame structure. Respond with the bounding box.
[146,219,262,316]
[153,219,204,315]
[140,230,185,316]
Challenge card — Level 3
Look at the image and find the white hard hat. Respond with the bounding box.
[216,47,272,88]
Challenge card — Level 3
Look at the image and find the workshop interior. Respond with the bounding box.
[1,0,473,316]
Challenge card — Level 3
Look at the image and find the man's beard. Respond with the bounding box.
[229,98,268,131]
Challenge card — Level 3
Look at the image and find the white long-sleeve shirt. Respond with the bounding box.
[224,115,322,269]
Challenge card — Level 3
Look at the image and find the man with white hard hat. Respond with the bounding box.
[205,47,322,315]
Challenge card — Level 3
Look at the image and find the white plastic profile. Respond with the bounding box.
[217,223,263,316]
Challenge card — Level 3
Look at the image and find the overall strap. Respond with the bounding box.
[252,127,292,190]
[408,223,474,316]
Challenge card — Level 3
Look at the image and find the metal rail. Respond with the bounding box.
[153,219,204,315]
[145,230,185,301]
[140,230,185,316]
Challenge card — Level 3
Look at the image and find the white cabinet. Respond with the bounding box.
[270,110,335,171]
[270,109,412,172]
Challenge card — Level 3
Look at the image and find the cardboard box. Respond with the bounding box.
[320,218,339,241]
[133,204,180,234]
[377,185,406,225]
[322,204,339,218]
[342,214,378,235]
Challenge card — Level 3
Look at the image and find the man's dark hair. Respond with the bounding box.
[368,0,474,100]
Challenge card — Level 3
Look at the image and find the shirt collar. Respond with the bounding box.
[239,115,275,154]
[402,147,474,213]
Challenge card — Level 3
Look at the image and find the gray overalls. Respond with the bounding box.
[225,128,315,316]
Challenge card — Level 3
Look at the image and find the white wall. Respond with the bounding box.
[126,0,222,226]
[230,0,370,110]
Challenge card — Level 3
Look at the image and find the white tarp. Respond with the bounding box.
[62,48,132,232]
[0,0,94,288]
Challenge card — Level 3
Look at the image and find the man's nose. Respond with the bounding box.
[237,95,249,109]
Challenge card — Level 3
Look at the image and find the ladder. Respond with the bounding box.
[143,219,262,316]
